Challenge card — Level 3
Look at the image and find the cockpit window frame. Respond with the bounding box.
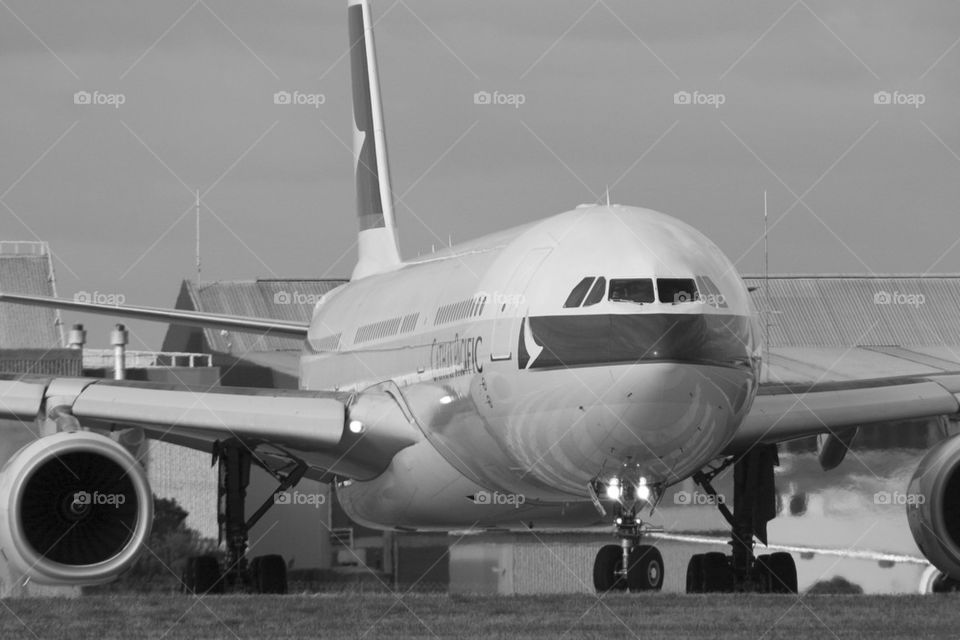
[563,277,596,308]
[608,278,656,304]
[656,278,699,305]
[582,277,607,307]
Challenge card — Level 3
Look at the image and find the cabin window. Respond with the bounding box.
[609,279,655,304]
[583,277,607,306]
[564,277,595,308]
[657,278,698,304]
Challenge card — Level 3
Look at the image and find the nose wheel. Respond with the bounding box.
[593,542,664,592]
[590,470,664,593]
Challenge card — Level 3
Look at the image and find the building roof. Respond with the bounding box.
[743,275,960,384]
[0,242,61,348]
[744,275,960,348]
[165,278,346,354]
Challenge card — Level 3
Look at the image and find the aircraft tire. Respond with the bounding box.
[686,553,705,593]
[593,545,627,592]
[627,545,664,592]
[182,554,224,595]
[701,552,734,593]
[757,552,797,594]
[251,554,288,594]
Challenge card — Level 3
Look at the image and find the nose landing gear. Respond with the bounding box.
[590,471,665,593]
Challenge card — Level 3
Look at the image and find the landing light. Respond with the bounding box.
[636,478,651,502]
[605,478,622,501]
[348,420,365,434]
[439,395,454,405]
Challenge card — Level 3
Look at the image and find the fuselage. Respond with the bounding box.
[300,205,762,528]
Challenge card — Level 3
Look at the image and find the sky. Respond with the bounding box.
[1,0,959,348]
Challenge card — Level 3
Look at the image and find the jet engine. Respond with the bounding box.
[907,434,960,579]
[0,431,153,585]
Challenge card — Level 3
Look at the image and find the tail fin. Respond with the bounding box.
[349,0,401,280]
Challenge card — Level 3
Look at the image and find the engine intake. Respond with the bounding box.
[907,434,960,579]
[0,431,153,585]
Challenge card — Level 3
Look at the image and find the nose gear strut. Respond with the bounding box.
[590,466,665,593]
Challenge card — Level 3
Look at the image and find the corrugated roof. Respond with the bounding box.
[744,275,960,347]
[0,251,61,348]
[184,279,346,354]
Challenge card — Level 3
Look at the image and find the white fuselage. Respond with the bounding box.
[300,206,762,530]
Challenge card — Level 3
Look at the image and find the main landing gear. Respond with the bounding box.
[180,440,308,595]
[685,444,798,594]
[590,471,665,593]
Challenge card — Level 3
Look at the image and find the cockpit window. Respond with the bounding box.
[583,277,607,306]
[657,278,698,304]
[564,277,595,308]
[609,279,655,304]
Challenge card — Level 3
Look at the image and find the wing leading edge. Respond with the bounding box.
[0,292,309,338]
[0,375,421,481]
[725,374,960,456]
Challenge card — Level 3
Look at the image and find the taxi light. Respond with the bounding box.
[348,420,365,434]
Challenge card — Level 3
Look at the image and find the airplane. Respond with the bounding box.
[2,0,960,595]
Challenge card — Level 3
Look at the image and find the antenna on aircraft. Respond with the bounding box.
[605,187,611,207]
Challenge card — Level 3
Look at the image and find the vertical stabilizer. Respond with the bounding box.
[349,0,401,280]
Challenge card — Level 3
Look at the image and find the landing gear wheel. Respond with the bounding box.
[593,544,627,592]
[250,554,288,594]
[181,554,224,595]
[757,552,797,594]
[932,573,960,593]
[686,553,705,593]
[701,552,734,593]
[627,545,663,591]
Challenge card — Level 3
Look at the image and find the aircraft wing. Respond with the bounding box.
[0,375,420,481]
[724,373,960,456]
[0,292,309,338]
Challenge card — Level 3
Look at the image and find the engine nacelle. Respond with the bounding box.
[907,434,960,579]
[0,431,153,585]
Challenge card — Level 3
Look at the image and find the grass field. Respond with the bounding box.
[1,593,959,639]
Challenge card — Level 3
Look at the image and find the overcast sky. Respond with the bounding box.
[2,1,960,348]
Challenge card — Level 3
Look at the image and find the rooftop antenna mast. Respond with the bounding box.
[195,189,201,282]
[763,190,770,382]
